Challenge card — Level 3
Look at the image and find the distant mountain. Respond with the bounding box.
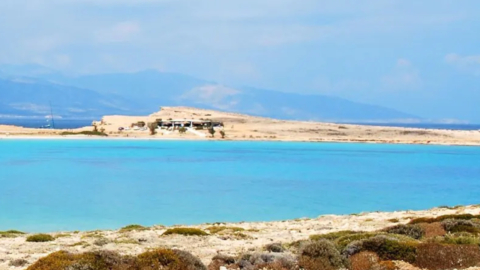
[0,64,420,122]
[0,77,143,118]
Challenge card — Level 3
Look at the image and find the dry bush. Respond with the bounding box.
[441,219,480,234]
[361,236,417,263]
[9,259,29,267]
[309,231,360,242]
[162,228,208,236]
[350,251,380,270]
[418,222,446,238]
[27,249,205,270]
[298,240,347,270]
[383,224,425,239]
[265,243,286,253]
[172,250,207,270]
[27,251,77,270]
[409,214,479,224]
[414,243,480,270]
[208,254,236,270]
[135,249,180,269]
[67,250,136,270]
[209,253,296,270]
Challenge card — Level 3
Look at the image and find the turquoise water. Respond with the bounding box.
[1,140,479,232]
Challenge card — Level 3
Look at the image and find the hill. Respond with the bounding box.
[0,64,419,122]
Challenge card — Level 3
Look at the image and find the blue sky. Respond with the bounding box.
[1,0,479,122]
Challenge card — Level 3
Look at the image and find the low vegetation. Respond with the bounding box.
[27,249,207,270]
[205,226,244,234]
[119,224,148,232]
[0,230,25,237]
[21,213,480,270]
[383,224,425,239]
[409,213,480,224]
[26,234,55,242]
[60,131,108,137]
[162,227,208,236]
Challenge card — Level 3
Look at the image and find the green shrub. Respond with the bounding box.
[443,232,480,245]
[298,240,348,270]
[220,130,225,138]
[359,236,418,263]
[335,232,380,250]
[120,224,148,232]
[162,228,208,236]
[206,226,244,234]
[60,131,108,137]
[178,127,187,134]
[137,248,206,270]
[384,224,425,239]
[264,243,286,253]
[0,230,25,237]
[26,234,55,242]
[442,219,480,234]
[409,214,479,224]
[310,230,360,242]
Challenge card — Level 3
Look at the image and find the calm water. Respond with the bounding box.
[0,119,93,129]
[0,140,479,232]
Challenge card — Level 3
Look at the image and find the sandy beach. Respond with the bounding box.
[1,107,480,146]
[1,205,479,270]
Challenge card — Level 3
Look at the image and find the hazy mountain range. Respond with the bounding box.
[0,64,420,122]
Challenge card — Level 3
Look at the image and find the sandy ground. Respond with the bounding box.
[1,107,480,145]
[1,205,479,270]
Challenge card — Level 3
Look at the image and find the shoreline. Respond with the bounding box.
[1,205,479,269]
[1,134,480,147]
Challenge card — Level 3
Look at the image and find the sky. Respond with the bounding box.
[1,0,479,122]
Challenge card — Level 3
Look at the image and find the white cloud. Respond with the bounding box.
[445,53,480,75]
[381,59,421,90]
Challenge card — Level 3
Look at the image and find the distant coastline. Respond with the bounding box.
[1,107,480,146]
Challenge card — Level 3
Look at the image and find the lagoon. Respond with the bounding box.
[0,140,479,232]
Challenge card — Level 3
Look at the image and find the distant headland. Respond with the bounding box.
[1,106,480,146]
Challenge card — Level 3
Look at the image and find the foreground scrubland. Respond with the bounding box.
[1,205,480,270]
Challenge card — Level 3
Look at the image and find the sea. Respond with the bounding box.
[0,140,479,232]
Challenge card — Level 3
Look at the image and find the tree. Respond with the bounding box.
[220,130,225,139]
[147,122,158,135]
[208,127,216,138]
[179,127,187,134]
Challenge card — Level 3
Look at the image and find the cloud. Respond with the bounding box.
[445,53,480,75]
[381,59,422,90]
[95,21,141,43]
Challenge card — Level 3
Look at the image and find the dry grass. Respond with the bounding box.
[418,222,446,238]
